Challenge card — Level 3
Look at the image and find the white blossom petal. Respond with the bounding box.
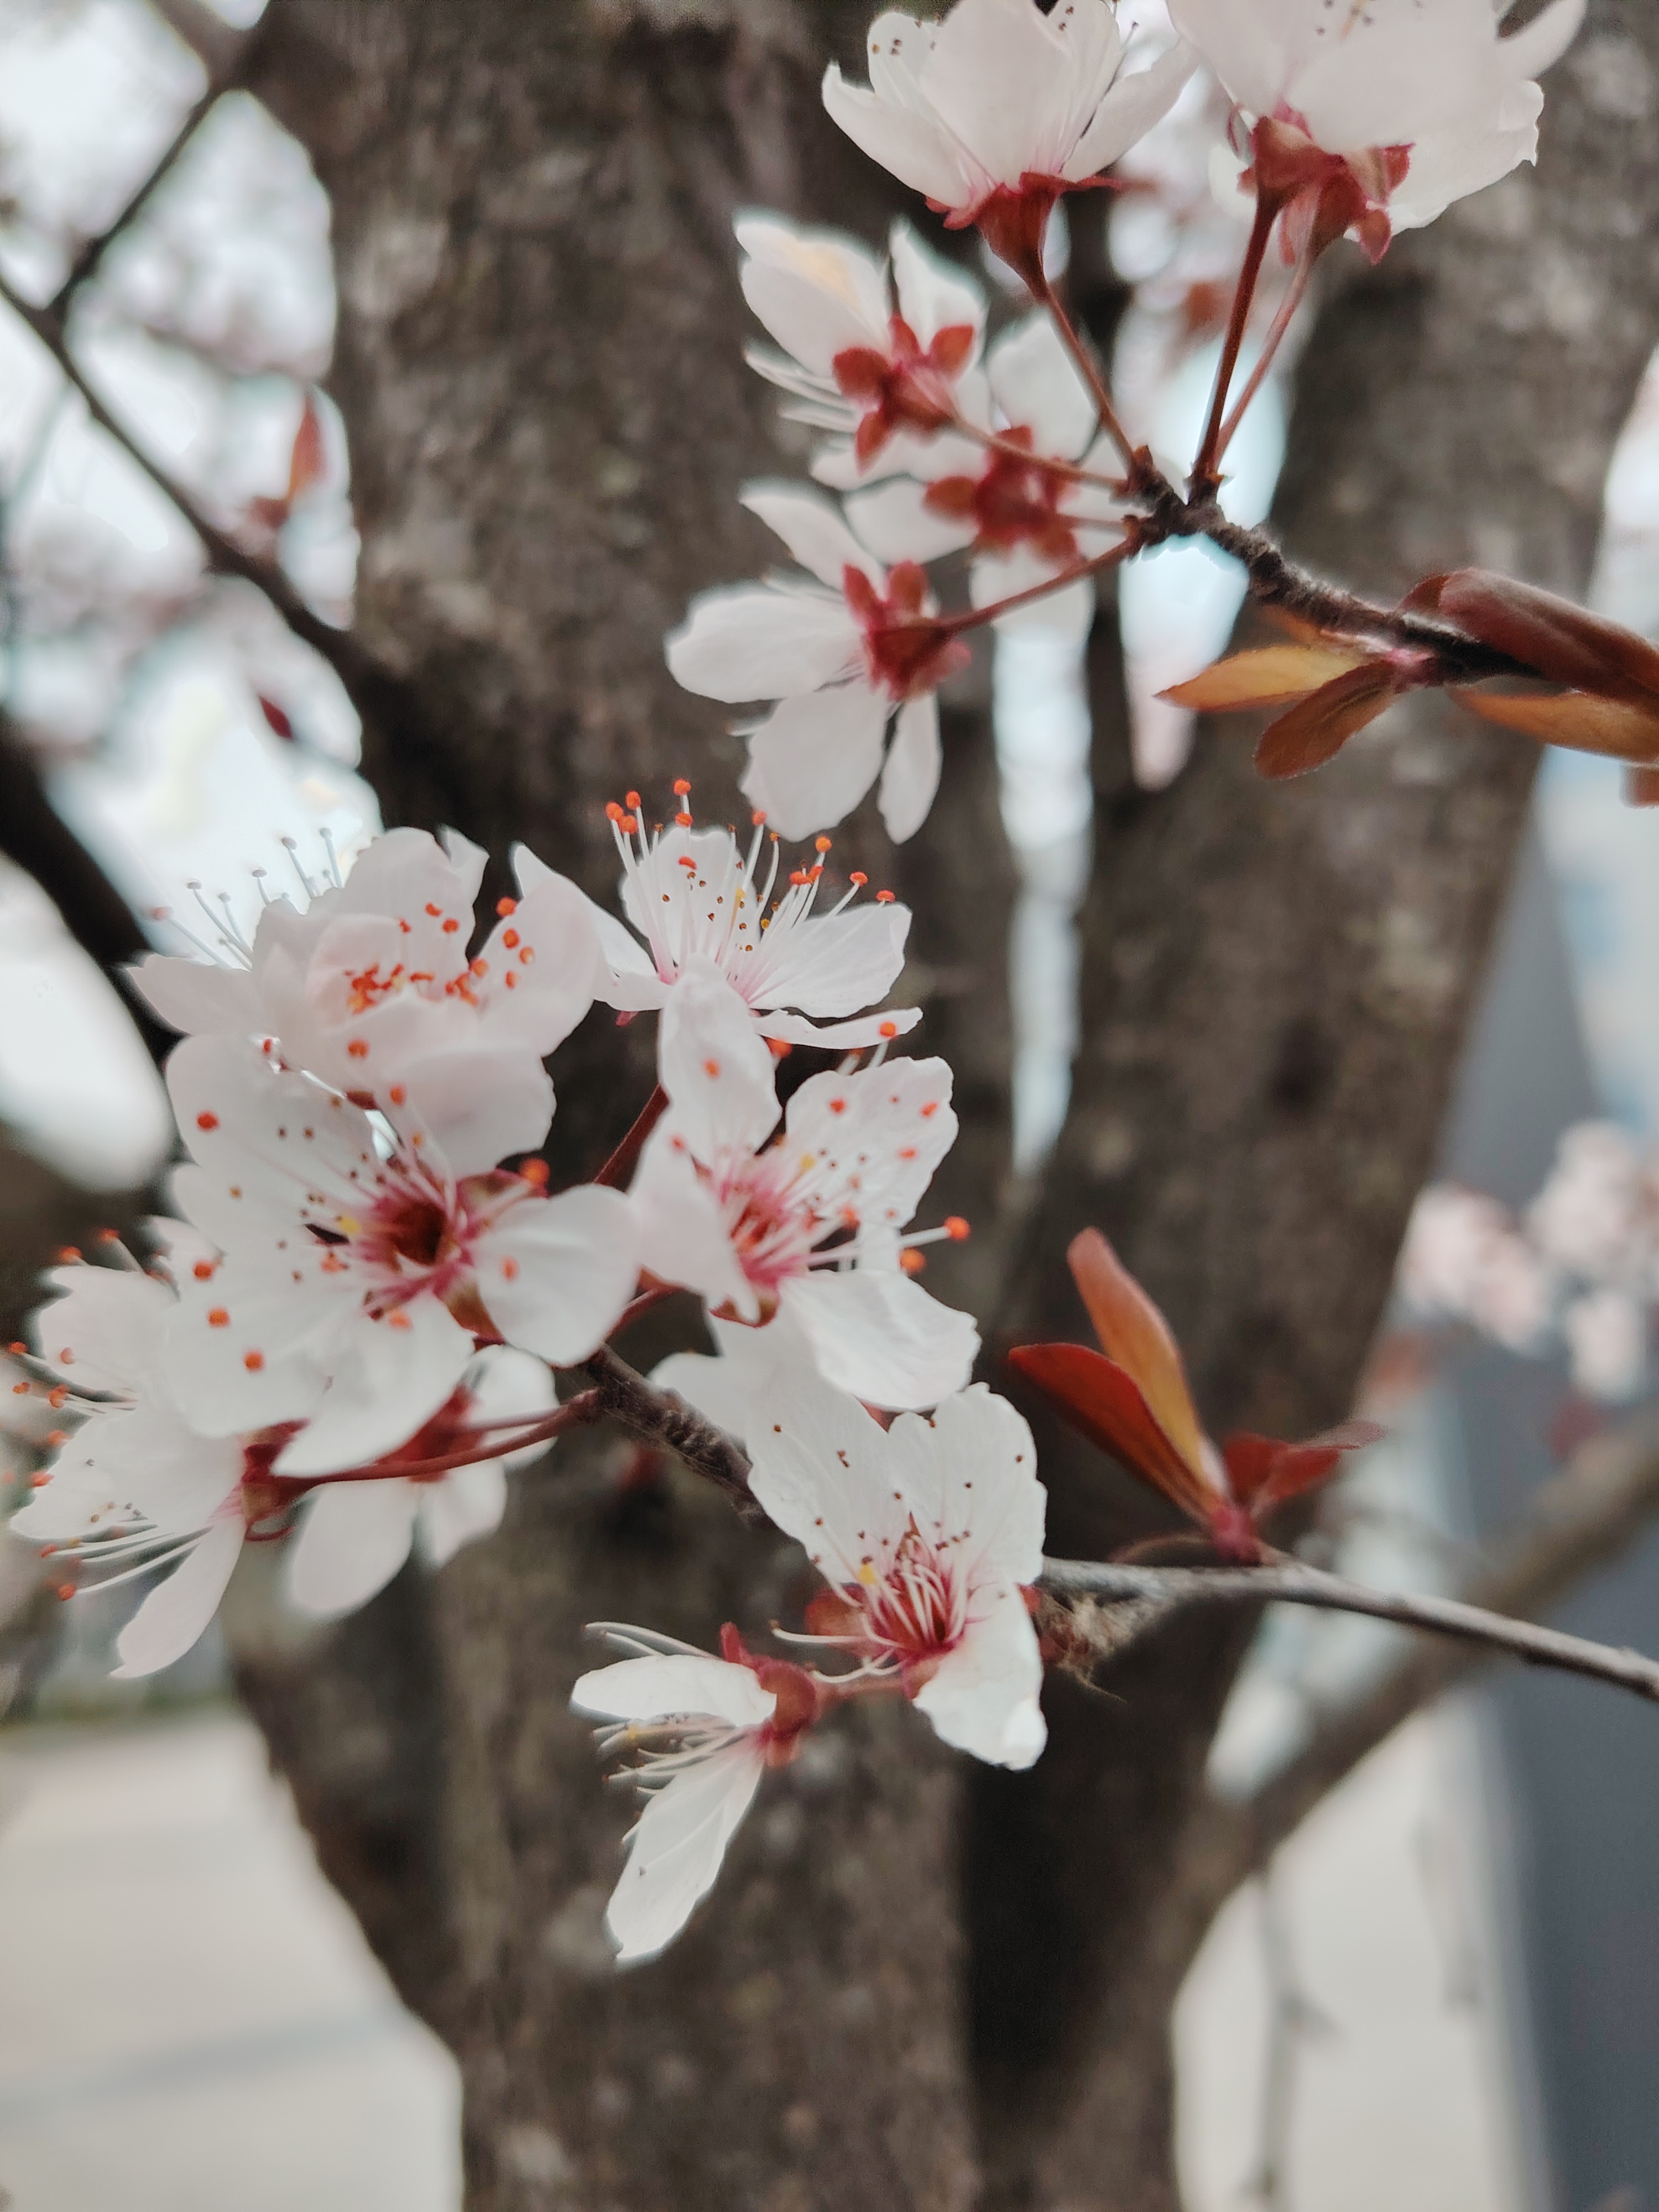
[879,692,943,843]
[112,1515,244,1679]
[286,1478,419,1616]
[667,583,864,702]
[741,482,884,591]
[783,1267,979,1410]
[740,686,892,838]
[481,1184,640,1365]
[911,1579,1046,1767]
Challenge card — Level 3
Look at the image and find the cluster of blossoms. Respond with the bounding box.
[1400,1125,1659,1405]
[665,0,1620,846]
[9,0,1634,1970]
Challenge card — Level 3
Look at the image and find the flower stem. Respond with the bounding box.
[593,1082,667,1189]
[1028,269,1139,477]
[1191,191,1277,497]
[1213,235,1318,467]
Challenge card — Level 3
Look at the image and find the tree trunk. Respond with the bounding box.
[239,6,993,2207]
[229,3,1659,2209]
[971,9,1659,2205]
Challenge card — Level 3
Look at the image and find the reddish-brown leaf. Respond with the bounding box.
[1159,642,1368,714]
[1008,1342,1217,1527]
[1435,570,1659,705]
[1222,1419,1384,1515]
[1066,1229,1210,1484]
[1254,661,1396,779]
[1626,764,1659,807]
[1455,685,1659,764]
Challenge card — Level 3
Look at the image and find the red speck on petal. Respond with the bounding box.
[11,1383,27,1396]
[704,1057,721,1077]
[347,1040,369,1059]
[502,930,520,948]
[829,1098,847,1114]
[502,1257,520,1281]
[387,1311,413,1331]
[208,1308,230,1328]
[442,917,460,933]
[897,1145,917,1161]
[519,946,534,965]
[425,903,442,917]
[504,972,518,989]
[389,1084,407,1106]
[196,1111,221,1131]
[58,1349,74,1365]
[194,1260,216,1279]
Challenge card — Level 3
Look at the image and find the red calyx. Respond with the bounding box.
[719,1621,821,1764]
[962,172,1117,293]
[834,315,978,467]
[844,561,971,700]
[925,427,1079,562]
[1249,112,1411,268]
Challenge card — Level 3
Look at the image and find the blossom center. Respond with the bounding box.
[844,562,971,701]
[924,432,1078,562]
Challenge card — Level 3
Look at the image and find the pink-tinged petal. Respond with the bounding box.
[111,1515,243,1679]
[418,1459,509,1566]
[632,1126,759,1322]
[747,898,911,1018]
[988,313,1096,463]
[741,482,884,591]
[658,960,781,1160]
[879,692,943,843]
[481,1183,640,1364]
[572,1652,776,1730]
[783,1268,979,1410]
[889,218,985,353]
[785,1053,957,1231]
[1062,39,1196,179]
[273,1303,475,1477]
[29,1266,171,1394]
[473,865,602,1053]
[667,583,864,702]
[758,1005,923,1050]
[847,477,976,565]
[821,65,973,208]
[387,1046,554,1177]
[735,214,890,374]
[911,1580,1045,1768]
[286,1478,419,1618]
[740,685,891,839]
[126,954,260,1036]
[886,1383,1045,1585]
[602,1739,769,1963]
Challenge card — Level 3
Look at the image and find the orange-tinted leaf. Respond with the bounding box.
[286,394,326,503]
[1008,1342,1217,1526]
[1066,1228,1210,1484]
[1222,1418,1383,1515]
[1254,661,1396,779]
[1398,572,1451,618]
[1159,643,1368,714]
[1626,764,1659,807]
[1436,570,1659,706]
[1455,685,1659,765]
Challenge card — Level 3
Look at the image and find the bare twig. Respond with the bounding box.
[571,1344,764,1523]
[1180,1415,1659,1907]
[1040,1551,1659,1706]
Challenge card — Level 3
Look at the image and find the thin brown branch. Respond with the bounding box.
[49,15,266,313]
[1180,1413,1659,1912]
[571,1343,765,1523]
[1040,1550,1659,1704]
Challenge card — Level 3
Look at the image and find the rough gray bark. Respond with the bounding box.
[238,6,989,2208]
[972,9,1659,2205]
[215,4,1659,2210]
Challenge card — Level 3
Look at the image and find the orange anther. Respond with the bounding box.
[622,814,638,834]
[751,810,767,826]
[673,778,691,795]
[48,1386,67,1409]
[521,1158,550,1187]
[244,1350,265,1371]
[900,1249,926,1275]
[208,1307,230,1328]
[425,902,442,916]
[11,1383,27,1396]
[442,916,460,933]
[606,801,625,823]
[387,1311,412,1331]
[879,1021,897,1039]
[502,929,520,948]
[815,836,832,853]
[625,790,641,810]
[504,972,519,989]
[875,889,896,904]
[194,1260,216,1280]
[347,1039,369,1059]
[849,871,868,887]
[46,1432,68,1450]
[58,1246,81,1264]
[497,895,519,915]
[675,812,693,828]
[519,946,534,964]
[945,1216,970,1241]
[766,1037,792,1059]
[97,1228,121,1244]
[7,1343,24,1357]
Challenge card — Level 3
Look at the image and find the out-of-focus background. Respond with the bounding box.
[0,1,1656,2205]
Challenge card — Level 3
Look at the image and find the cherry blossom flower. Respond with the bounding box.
[848,311,1123,645]
[1011,1229,1378,1558]
[285,1346,556,1617]
[572,1624,822,1963]
[1170,0,1584,255]
[11,1255,550,1674]
[518,791,919,1051]
[665,483,967,842]
[746,1360,1048,1767]
[160,1033,638,1473]
[823,0,1194,280]
[737,212,989,483]
[131,827,601,1135]
[630,961,978,1410]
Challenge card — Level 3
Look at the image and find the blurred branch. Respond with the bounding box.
[48,12,268,314]
[1183,1411,1659,1910]
[0,708,171,1065]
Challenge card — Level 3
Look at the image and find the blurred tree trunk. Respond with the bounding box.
[973,8,1659,2206]
[228,3,1659,2210]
